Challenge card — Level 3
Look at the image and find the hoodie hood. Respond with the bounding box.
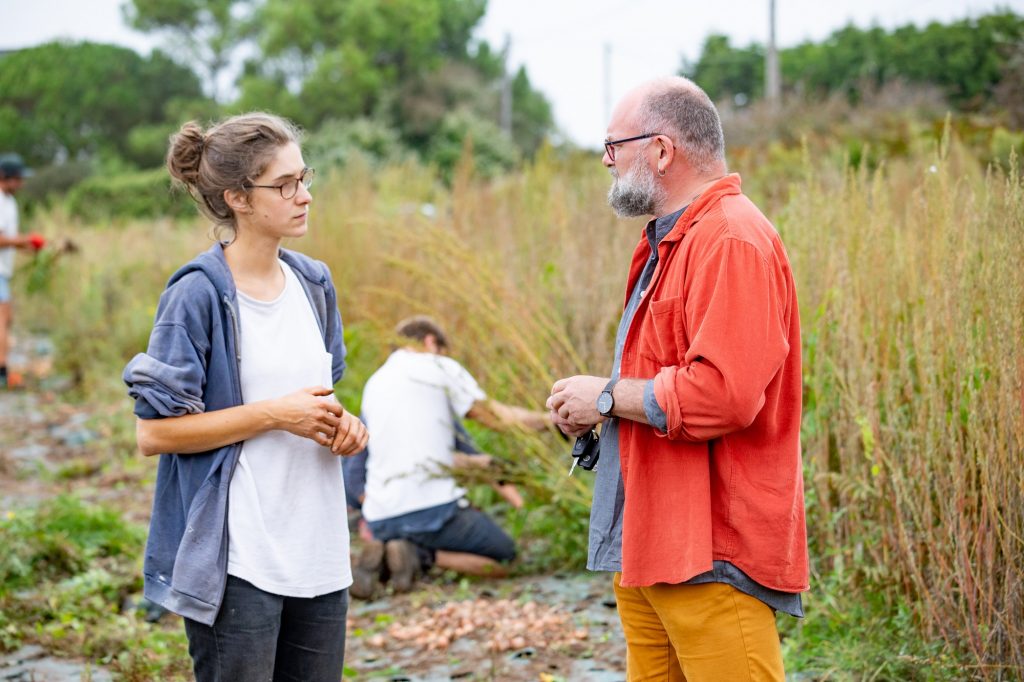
[167,242,236,299]
[167,242,331,300]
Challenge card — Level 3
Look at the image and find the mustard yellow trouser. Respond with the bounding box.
[613,573,785,682]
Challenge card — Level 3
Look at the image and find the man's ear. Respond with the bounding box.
[224,188,251,214]
[656,135,676,173]
[423,334,440,354]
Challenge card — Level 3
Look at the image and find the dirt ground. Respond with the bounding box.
[342,543,626,681]
[0,335,627,681]
[344,565,626,681]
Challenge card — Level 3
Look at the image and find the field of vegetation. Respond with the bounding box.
[1,98,1022,679]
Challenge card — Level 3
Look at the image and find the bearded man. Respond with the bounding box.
[546,77,808,681]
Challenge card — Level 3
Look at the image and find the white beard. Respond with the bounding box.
[607,153,665,218]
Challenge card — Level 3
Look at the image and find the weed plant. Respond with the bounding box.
[0,496,191,680]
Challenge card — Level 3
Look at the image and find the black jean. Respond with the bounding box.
[184,575,348,682]
[403,506,516,568]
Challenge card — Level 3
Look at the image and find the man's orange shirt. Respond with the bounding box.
[617,174,808,592]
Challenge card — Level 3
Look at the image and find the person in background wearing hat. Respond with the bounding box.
[0,154,45,389]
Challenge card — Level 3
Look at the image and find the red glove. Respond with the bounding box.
[27,233,45,250]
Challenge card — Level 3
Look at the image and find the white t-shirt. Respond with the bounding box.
[360,349,486,522]
[0,192,17,278]
[227,261,352,597]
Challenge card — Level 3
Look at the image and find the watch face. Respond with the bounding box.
[596,391,614,415]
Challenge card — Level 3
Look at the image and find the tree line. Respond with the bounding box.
[0,0,553,182]
[2,5,1023,208]
[683,10,1024,113]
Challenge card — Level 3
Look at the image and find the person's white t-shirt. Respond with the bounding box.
[227,261,352,597]
[360,349,486,522]
[0,192,18,278]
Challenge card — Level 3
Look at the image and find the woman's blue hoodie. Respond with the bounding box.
[123,243,346,626]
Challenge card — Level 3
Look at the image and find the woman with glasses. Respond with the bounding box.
[123,112,367,681]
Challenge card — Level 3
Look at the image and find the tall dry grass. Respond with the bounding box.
[17,128,1023,675]
[784,135,1024,675]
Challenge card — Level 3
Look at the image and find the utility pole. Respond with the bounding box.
[765,0,781,108]
[603,42,613,126]
[501,33,513,135]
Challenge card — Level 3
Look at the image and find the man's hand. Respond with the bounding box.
[493,481,524,509]
[546,375,608,438]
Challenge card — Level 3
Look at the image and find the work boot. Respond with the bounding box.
[385,539,421,593]
[350,540,385,600]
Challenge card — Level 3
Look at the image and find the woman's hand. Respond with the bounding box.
[330,410,369,456]
[269,386,343,448]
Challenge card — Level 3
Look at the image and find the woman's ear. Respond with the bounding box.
[224,188,252,214]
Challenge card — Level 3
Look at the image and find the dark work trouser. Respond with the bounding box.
[184,575,348,682]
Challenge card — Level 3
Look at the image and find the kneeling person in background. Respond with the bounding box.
[350,315,549,597]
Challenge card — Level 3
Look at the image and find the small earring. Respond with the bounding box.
[658,169,666,177]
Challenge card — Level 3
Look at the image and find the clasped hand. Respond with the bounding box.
[274,387,369,456]
[546,375,608,438]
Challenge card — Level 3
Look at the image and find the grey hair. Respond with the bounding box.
[637,77,725,174]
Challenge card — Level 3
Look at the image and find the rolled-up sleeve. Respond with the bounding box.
[653,238,790,442]
[643,380,667,433]
[124,320,208,420]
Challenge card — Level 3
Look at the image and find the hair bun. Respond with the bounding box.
[166,121,206,187]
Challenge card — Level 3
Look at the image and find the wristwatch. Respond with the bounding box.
[596,378,617,417]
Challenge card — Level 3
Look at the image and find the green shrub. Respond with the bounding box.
[988,125,1024,170]
[0,496,144,595]
[305,117,411,170]
[0,497,191,677]
[66,168,194,222]
[125,123,177,169]
[426,109,520,183]
[19,160,95,210]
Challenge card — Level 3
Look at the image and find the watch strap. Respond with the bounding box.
[597,377,618,417]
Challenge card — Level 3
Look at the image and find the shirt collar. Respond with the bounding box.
[645,205,687,253]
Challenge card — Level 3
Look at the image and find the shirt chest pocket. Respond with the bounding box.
[637,295,687,365]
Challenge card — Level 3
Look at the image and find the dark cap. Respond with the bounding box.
[0,153,32,179]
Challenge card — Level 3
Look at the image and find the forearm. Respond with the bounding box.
[607,378,652,425]
[0,236,28,248]
[452,452,490,469]
[479,400,549,431]
[136,402,277,456]
[547,374,651,437]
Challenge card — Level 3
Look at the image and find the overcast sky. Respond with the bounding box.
[1,0,1021,147]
